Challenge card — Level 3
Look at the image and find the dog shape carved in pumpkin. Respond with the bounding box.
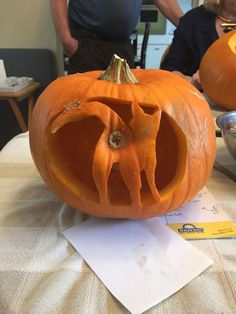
[30,55,216,219]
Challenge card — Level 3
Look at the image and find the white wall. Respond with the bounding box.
[0,0,64,76]
[0,0,203,75]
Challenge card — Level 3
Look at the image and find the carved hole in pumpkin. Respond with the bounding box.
[139,104,158,115]
[155,112,187,192]
[46,116,104,203]
[108,162,132,206]
[228,33,236,54]
[89,97,133,126]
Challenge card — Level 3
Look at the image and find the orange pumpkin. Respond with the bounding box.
[199,30,236,110]
[29,55,215,219]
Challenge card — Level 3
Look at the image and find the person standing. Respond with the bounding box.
[160,0,236,90]
[50,0,183,73]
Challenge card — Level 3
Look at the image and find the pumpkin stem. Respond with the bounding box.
[98,54,138,84]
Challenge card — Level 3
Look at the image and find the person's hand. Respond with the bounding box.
[191,70,202,91]
[63,37,78,57]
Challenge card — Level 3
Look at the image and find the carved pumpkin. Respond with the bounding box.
[29,55,215,219]
[199,30,236,110]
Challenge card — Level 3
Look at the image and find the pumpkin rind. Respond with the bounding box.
[29,61,215,219]
[199,30,236,111]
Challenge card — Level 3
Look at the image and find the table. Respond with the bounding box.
[0,132,235,314]
[0,82,40,132]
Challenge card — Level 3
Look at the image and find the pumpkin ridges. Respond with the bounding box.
[150,75,215,212]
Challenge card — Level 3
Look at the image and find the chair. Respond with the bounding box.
[134,22,151,69]
[0,49,57,93]
[0,49,57,150]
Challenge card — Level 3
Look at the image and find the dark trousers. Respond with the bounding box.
[68,26,135,74]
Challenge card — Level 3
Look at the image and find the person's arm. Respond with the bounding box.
[160,9,203,91]
[154,0,183,26]
[50,0,78,57]
[160,23,191,76]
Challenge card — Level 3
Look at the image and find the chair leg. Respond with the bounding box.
[9,98,27,132]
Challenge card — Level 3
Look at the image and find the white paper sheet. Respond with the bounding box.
[164,187,231,223]
[63,217,213,314]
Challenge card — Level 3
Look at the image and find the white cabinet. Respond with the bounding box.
[137,42,168,68]
[137,35,170,69]
[146,44,168,68]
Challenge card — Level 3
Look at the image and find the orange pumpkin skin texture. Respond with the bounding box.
[199,30,236,110]
[29,56,216,219]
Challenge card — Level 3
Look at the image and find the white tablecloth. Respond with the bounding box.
[0,132,235,314]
